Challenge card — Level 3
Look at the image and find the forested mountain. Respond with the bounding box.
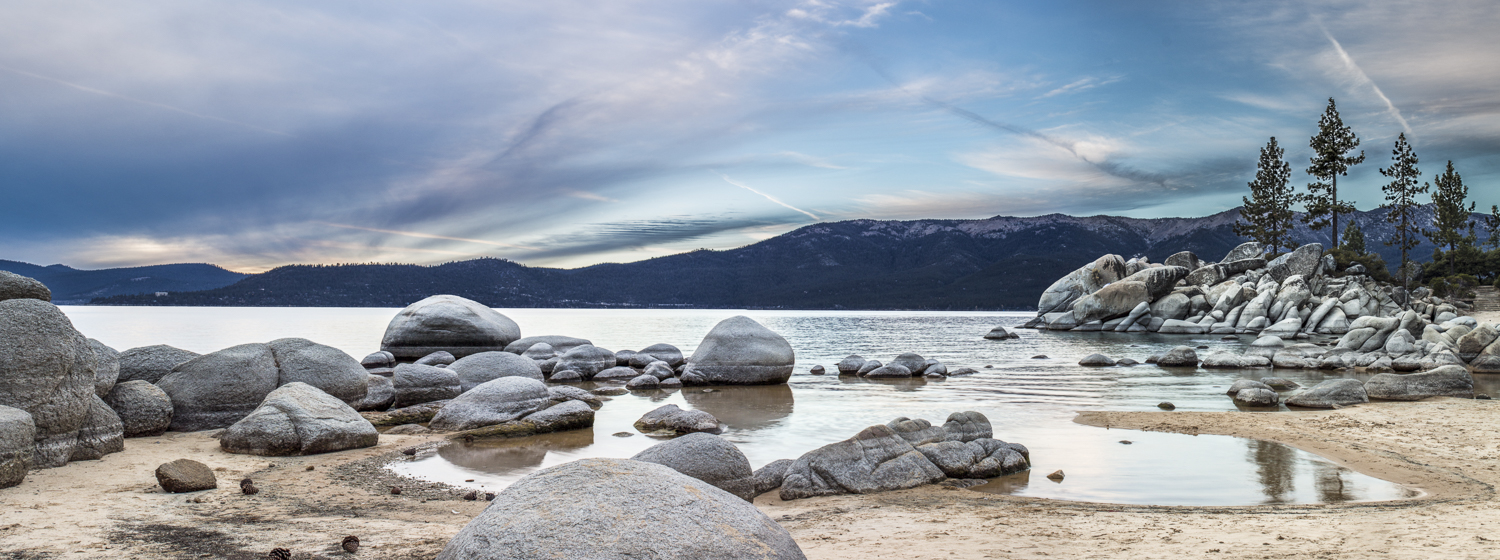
[78,205,1493,310]
[0,261,249,304]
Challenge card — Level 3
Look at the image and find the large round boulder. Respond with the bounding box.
[105,380,174,437]
[836,355,867,375]
[0,271,50,302]
[353,374,395,412]
[0,405,35,488]
[551,345,617,381]
[156,343,280,432]
[116,345,200,384]
[434,458,806,560]
[380,295,522,360]
[1157,346,1199,367]
[632,432,757,501]
[630,343,685,368]
[0,298,97,467]
[683,316,795,385]
[1036,254,1129,315]
[391,363,461,408]
[220,382,378,456]
[450,352,544,392]
[88,339,120,398]
[429,377,552,432]
[267,338,367,405]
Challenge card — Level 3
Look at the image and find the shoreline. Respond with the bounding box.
[4,399,1499,558]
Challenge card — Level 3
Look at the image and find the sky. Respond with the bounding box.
[2,0,1498,272]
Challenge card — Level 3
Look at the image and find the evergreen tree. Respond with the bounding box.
[1377,132,1426,293]
[1303,98,1364,249]
[1342,219,1366,255]
[1233,137,1299,257]
[1486,205,1500,249]
[1425,160,1476,276]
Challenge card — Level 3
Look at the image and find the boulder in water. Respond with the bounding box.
[449,351,545,392]
[634,404,721,435]
[1036,255,1129,315]
[683,316,795,385]
[552,345,618,381]
[429,377,553,431]
[1233,387,1279,407]
[434,458,806,560]
[1157,346,1199,367]
[1078,353,1116,366]
[836,355,867,375]
[503,335,591,356]
[631,343,685,368]
[779,423,945,500]
[380,295,521,359]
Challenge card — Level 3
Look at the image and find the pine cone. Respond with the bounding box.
[462,491,477,501]
[389,486,402,495]
[240,479,259,495]
[268,548,292,560]
[341,535,360,553]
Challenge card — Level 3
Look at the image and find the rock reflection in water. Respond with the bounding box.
[437,429,595,471]
[681,385,793,432]
[1247,439,1296,503]
[837,376,928,391]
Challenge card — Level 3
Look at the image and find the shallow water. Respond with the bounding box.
[64,306,1461,505]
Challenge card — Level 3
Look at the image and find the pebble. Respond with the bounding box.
[1119,440,1132,445]
[390,487,402,495]
[612,432,634,437]
[463,491,478,501]
[1046,470,1065,481]
[1031,355,1047,359]
[1158,402,1176,410]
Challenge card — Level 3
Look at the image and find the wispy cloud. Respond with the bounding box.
[1039,76,1120,99]
[320,223,536,250]
[1313,19,1412,136]
[719,174,821,220]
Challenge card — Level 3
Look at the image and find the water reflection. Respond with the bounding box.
[837,376,929,391]
[681,385,794,431]
[1248,439,1296,503]
[438,429,595,471]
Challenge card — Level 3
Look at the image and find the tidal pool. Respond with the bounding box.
[63,306,1440,506]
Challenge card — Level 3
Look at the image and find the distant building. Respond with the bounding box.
[154,292,169,297]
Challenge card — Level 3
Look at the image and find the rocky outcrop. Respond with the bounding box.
[632,432,758,501]
[0,271,51,302]
[1037,255,1129,315]
[434,458,806,560]
[105,380,174,437]
[380,295,522,359]
[0,298,100,467]
[1363,366,1473,401]
[683,316,795,385]
[220,382,378,456]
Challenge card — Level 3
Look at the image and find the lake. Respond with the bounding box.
[62,306,1438,506]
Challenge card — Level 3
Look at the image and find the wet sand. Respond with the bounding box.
[3,399,1498,559]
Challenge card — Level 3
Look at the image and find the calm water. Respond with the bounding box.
[61,306,1436,506]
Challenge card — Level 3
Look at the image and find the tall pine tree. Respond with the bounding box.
[1303,98,1364,249]
[1233,137,1299,257]
[1425,160,1476,276]
[1486,205,1500,249]
[1377,133,1426,292]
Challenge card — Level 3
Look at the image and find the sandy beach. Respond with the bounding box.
[1,394,1496,559]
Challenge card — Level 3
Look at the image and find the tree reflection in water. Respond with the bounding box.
[1247,439,1296,503]
[1312,459,1353,503]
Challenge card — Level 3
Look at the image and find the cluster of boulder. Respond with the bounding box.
[1025,242,1465,338]
[1218,364,1475,409]
[834,353,972,378]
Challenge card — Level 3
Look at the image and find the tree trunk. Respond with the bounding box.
[1331,175,1340,250]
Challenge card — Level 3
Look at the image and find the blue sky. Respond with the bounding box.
[3,0,1498,272]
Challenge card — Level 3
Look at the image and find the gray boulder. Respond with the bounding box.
[1246,335,1286,358]
[380,295,521,359]
[1157,346,1199,367]
[546,386,603,409]
[434,458,806,560]
[752,459,794,497]
[1078,353,1116,366]
[855,360,883,376]
[643,361,675,379]
[391,363,462,408]
[429,377,553,431]
[779,423,945,500]
[520,343,555,361]
[1260,377,1300,390]
[1184,265,1226,287]
[415,351,457,367]
[156,343,280,432]
[625,374,660,389]
[449,351,545,392]
[1201,352,1271,368]
[1036,254,1129,315]
[105,380,173,437]
[1267,243,1324,283]
[1164,251,1201,271]
[503,335,591,355]
[943,411,993,442]
[1285,379,1368,408]
[547,369,582,383]
[614,349,637,366]
[889,353,928,374]
[592,366,641,381]
[836,355,867,375]
[1456,325,1499,361]
[0,405,34,488]
[983,326,1021,340]
[1364,366,1473,401]
[70,395,124,461]
[220,382,378,456]
[916,438,1029,478]
[0,298,98,467]
[1150,293,1192,321]
[634,404,721,435]
[360,351,394,369]
[1222,241,1265,263]
[864,364,913,378]
[632,432,757,501]
[683,316,795,385]
[267,338,367,405]
[1234,387,1279,407]
[552,345,618,381]
[631,343,686,368]
[887,417,947,447]
[1125,266,1191,299]
[1072,281,1150,323]
[353,374,395,412]
[1227,379,1274,395]
[117,345,199,384]
[155,458,216,493]
[0,271,50,302]
[88,339,120,398]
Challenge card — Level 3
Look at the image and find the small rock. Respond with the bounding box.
[155,459,217,493]
[1047,470,1065,481]
[613,432,634,437]
[1157,402,1176,410]
[1031,355,1047,359]
[1078,354,1116,366]
[809,365,825,375]
[1119,440,1132,445]
[463,491,478,501]
[401,448,417,456]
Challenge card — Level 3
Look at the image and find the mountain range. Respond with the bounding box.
[0,261,250,304]
[17,205,1491,310]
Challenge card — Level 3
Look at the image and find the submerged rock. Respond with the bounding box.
[634,404,721,435]
[1078,354,1116,366]
[429,377,553,432]
[434,458,806,560]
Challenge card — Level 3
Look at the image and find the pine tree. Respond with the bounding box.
[1486,205,1500,249]
[1377,133,1426,293]
[1303,98,1364,249]
[1342,219,1366,255]
[1425,160,1477,276]
[1232,137,1299,257]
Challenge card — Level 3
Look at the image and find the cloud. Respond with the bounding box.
[515,216,795,262]
[1039,76,1121,99]
[1313,19,1411,136]
[719,174,821,220]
